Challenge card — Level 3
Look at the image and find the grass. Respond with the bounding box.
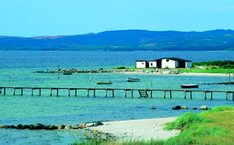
[74,106,234,145]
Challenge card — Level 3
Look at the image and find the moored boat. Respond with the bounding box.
[97,81,113,85]
[63,71,73,75]
[181,84,199,88]
[126,77,140,82]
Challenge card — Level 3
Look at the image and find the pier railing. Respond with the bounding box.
[0,86,234,101]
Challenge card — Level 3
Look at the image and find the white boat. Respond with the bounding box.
[181,84,199,88]
[126,77,140,82]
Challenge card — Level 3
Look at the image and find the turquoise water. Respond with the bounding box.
[0,51,234,144]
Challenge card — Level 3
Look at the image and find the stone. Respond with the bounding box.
[181,106,188,109]
[48,125,57,130]
[22,125,30,129]
[4,125,10,129]
[58,124,65,130]
[78,123,86,128]
[17,124,23,129]
[199,105,208,110]
[86,123,94,127]
[29,124,35,130]
[172,105,181,110]
[94,121,103,127]
[192,107,197,110]
[0,125,5,128]
[9,125,16,129]
[64,125,72,129]
[71,124,79,129]
[34,123,46,130]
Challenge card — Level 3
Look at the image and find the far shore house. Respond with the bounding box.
[136,57,192,69]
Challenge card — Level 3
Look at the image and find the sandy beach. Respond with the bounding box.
[86,117,180,142]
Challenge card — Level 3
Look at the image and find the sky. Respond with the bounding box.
[0,0,234,37]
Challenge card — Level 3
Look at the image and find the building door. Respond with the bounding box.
[157,60,162,68]
[178,61,186,68]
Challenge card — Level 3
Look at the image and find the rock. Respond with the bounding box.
[9,125,16,129]
[65,125,72,129]
[17,124,23,129]
[48,125,57,130]
[29,124,35,130]
[172,105,181,110]
[0,125,5,128]
[181,106,188,109]
[34,123,46,130]
[71,124,79,129]
[199,105,208,110]
[192,107,197,110]
[86,123,94,127]
[78,123,86,128]
[150,107,156,110]
[22,125,30,129]
[94,121,103,127]
[58,124,65,130]
[4,125,10,129]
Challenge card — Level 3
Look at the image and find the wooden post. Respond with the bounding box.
[105,90,107,98]
[232,93,234,101]
[112,90,114,98]
[170,91,172,99]
[211,92,213,100]
[87,89,89,97]
[31,88,33,96]
[184,90,186,99]
[4,88,6,95]
[93,90,96,98]
[204,91,206,100]
[0,88,1,94]
[226,92,228,100]
[150,90,152,98]
[68,89,70,97]
[50,88,52,96]
[164,91,166,99]
[125,90,127,98]
[13,88,16,96]
[190,91,192,99]
[21,89,23,96]
[131,90,133,98]
[57,89,59,97]
[39,89,41,96]
[75,89,77,97]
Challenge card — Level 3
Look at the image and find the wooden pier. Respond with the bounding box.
[0,86,234,101]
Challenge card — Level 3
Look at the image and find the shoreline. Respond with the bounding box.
[84,117,180,142]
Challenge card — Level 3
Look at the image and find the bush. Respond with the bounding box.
[115,66,126,69]
[165,112,211,130]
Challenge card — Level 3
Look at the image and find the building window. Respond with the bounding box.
[142,63,144,65]
[151,63,153,66]
[166,59,169,62]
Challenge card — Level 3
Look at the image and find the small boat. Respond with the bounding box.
[181,84,199,88]
[126,77,140,82]
[97,81,113,85]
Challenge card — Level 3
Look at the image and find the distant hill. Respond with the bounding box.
[0,29,234,51]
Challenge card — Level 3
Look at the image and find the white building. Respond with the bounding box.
[135,60,148,68]
[135,57,192,69]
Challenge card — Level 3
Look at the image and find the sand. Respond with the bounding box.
[87,117,180,142]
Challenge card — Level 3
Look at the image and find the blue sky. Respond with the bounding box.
[1,0,234,37]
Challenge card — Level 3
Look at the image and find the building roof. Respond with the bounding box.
[155,57,192,62]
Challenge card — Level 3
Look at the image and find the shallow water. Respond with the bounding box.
[0,51,234,144]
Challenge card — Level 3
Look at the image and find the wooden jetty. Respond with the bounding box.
[0,86,234,101]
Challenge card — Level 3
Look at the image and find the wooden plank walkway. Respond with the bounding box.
[0,86,234,101]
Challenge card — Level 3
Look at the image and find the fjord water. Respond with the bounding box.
[0,51,234,144]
